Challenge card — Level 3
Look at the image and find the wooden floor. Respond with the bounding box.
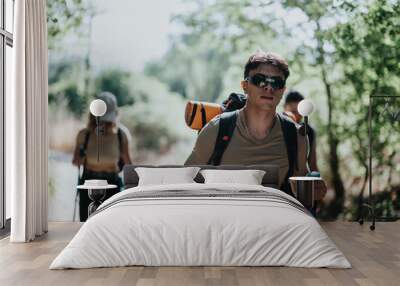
[0,222,399,286]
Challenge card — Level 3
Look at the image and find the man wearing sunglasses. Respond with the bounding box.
[185,51,326,201]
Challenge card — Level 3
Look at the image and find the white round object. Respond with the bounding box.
[297,99,315,116]
[89,99,107,117]
[77,180,117,189]
[289,176,322,181]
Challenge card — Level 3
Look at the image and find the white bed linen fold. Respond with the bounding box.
[50,183,351,269]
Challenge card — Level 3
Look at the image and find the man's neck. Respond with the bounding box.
[243,105,277,140]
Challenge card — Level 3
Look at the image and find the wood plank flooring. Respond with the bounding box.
[0,222,399,286]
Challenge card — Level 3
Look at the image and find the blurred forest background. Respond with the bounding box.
[47,0,400,221]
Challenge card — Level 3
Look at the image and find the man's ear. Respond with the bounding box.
[278,87,286,98]
[241,80,248,94]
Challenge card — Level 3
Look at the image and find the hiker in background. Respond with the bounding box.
[72,91,132,222]
[283,90,319,171]
[283,90,305,124]
[184,51,326,200]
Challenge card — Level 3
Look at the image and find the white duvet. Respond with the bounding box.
[50,183,351,269]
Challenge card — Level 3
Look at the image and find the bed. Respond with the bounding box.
[50,164,351,269]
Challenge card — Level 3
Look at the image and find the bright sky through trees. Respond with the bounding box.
[88,0,190,72]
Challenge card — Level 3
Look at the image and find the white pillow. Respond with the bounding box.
[135,167,200,186]
[200,169,266,185]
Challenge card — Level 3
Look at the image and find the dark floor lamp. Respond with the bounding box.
[73,99,107,222]
[298,99,315,174]
[359,95,400,231]
[358,95,376,231]
[297,99,321,217]
[89,99,107,161]
[359,95,389,231]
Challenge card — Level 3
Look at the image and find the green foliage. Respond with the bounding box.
[48,176,56,197]
[46,0,400,219]
[119,74,191,154]
[47,0,90,49]
[154,0,400,220]
[48,57,192,157]
[174,0,349,219]
[145,35,231,102]
[346,187,400,220]
[48,60,74,85]
[175,0,280,51]
[145,0,294,103]
[49,64,136,117]
[48,59,89,117]
[95,69,135,106]
[63,84,87,116]
[332,0,400,191]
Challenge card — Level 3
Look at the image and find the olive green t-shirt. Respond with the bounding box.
[76,126,129,172]
[184,109,309,186]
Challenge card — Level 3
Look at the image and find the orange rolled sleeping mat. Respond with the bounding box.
[185,101,224,130]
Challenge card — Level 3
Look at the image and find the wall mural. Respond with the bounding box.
[47,0,400,222]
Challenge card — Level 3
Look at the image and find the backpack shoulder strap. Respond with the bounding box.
[207,111,238,165]
[117,127,122,147]
[83,129,90,150]
[117,128,126,171]
[277,113,298,195]
[117,128,123,153]
[79,129,91,169]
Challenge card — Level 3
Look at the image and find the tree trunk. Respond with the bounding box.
[315,21,346,219]
[320,64,346,218]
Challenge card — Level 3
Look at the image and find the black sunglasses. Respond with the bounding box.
[246,73,286,90]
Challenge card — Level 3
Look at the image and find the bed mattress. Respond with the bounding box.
[50,183,351,269]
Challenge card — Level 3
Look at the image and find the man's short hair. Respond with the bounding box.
[284,91,304,105]
[244,51,290,80]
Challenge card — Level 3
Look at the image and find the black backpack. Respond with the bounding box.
[207,93,301,194]
[80,128,125,172]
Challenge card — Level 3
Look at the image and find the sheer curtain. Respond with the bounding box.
[8,0,48,242]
